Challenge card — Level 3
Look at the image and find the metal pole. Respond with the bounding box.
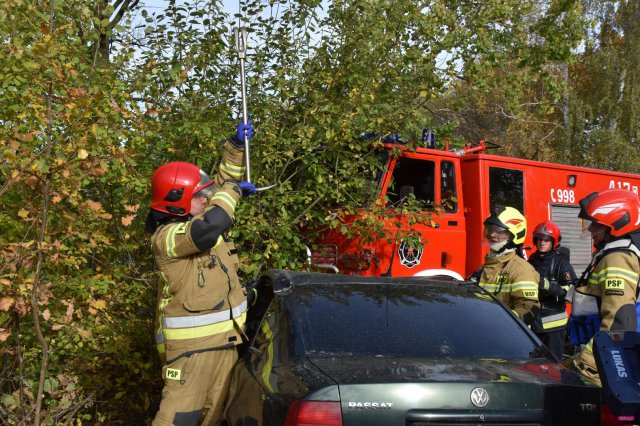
[235,27,251,183]
[233,27,276,192]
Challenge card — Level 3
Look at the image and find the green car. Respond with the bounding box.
[223,270,619,425]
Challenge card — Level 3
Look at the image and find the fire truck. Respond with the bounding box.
[308,138,640,280]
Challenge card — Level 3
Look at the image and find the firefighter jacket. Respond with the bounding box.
[570,239,640,385]
[575,239,640,332]
[528,250,577,333]
[152,142,248,364]
[479,250,541,326]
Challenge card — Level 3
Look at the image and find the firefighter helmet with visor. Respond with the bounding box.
[533,220,562,249]
[150,161,216,216]
[483,206,527,245]
[578,189,640,237]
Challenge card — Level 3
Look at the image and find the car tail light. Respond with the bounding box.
[600,403,634,425]
[285,400,343,426]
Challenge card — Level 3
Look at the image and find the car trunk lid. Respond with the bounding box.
[308,357,601,425]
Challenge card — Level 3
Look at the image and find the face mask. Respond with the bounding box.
[490,240,509,252]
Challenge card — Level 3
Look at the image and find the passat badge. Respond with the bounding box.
[347,402,394,409]
[470,387,489,407]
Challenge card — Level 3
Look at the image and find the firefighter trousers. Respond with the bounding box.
[571,346,601,387]
[153,347,238,426]
[534,328,566,361]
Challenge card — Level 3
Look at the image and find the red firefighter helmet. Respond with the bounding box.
[578,189,640,237]
[533,220,562,249]
[150,161,215,216]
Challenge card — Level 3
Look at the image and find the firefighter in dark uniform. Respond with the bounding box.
[475,207,540,326]
[528,220,577,360]
[568,189,640,386]
[145,120,257,426]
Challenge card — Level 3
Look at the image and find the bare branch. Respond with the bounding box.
[109,0,140,31]
[498,106,563,127]
[61,391,98,426]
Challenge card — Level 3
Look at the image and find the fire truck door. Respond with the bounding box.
[385,156,465,277]
[433,160,466,275]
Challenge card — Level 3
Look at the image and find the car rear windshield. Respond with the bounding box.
[294,283,544,360]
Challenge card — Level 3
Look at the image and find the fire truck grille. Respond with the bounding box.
[310,244,338,272]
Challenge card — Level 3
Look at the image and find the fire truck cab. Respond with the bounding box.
[310,140,640,280]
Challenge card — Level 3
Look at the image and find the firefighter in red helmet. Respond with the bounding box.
[528,220,577,360]
[145,120,257,426]
[568,189,640,385]
[473,206,541,326]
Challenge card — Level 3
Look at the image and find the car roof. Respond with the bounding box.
[262,269,475,294]
[256,270,549,363]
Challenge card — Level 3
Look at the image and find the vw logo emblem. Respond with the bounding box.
[470,387,489,408]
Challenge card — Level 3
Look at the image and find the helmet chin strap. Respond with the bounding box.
[595,228,614,250]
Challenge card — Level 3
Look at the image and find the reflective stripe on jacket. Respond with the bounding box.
[479,250,541,325]
[577,240,640,332]
[150,143,247,363]
[151,221,246,363]
[528,250,576,332]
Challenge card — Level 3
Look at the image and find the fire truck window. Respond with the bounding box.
[441,161,458,213]
[489,167,524,213]
[387,158,435,207]
[357,150,389,206]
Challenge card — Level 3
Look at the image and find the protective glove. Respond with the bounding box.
[229,119,253,149]
[244,279,262,307]
[239,181,256,197]
[541,278,565,298]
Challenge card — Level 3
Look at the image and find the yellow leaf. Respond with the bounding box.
[18,209,29,218]
[0,328,10,342]
[42,309,51,321]
[91,300,107,311]
[64,301,74,323]
[0,297,14,311]
[51,324,64,331]
[14,298,27,315]
[77,149,89,160]
[419,90,428,97]
[121,215,134,227]
[77,328,92,339]
[87,200,103,212]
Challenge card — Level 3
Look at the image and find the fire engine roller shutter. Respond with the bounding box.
[550,204,592,274]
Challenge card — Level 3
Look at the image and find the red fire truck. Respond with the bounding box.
[308,139,640,280]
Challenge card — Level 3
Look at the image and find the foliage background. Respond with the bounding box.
[0,0,638,423]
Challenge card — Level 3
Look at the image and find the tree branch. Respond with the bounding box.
[108,0,140,31]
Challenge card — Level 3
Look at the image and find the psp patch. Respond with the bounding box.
[605,279,625,290]
[175,223,188,234]
[523,289,538,299]
[166,367,182,381]
[398,241,423,268]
